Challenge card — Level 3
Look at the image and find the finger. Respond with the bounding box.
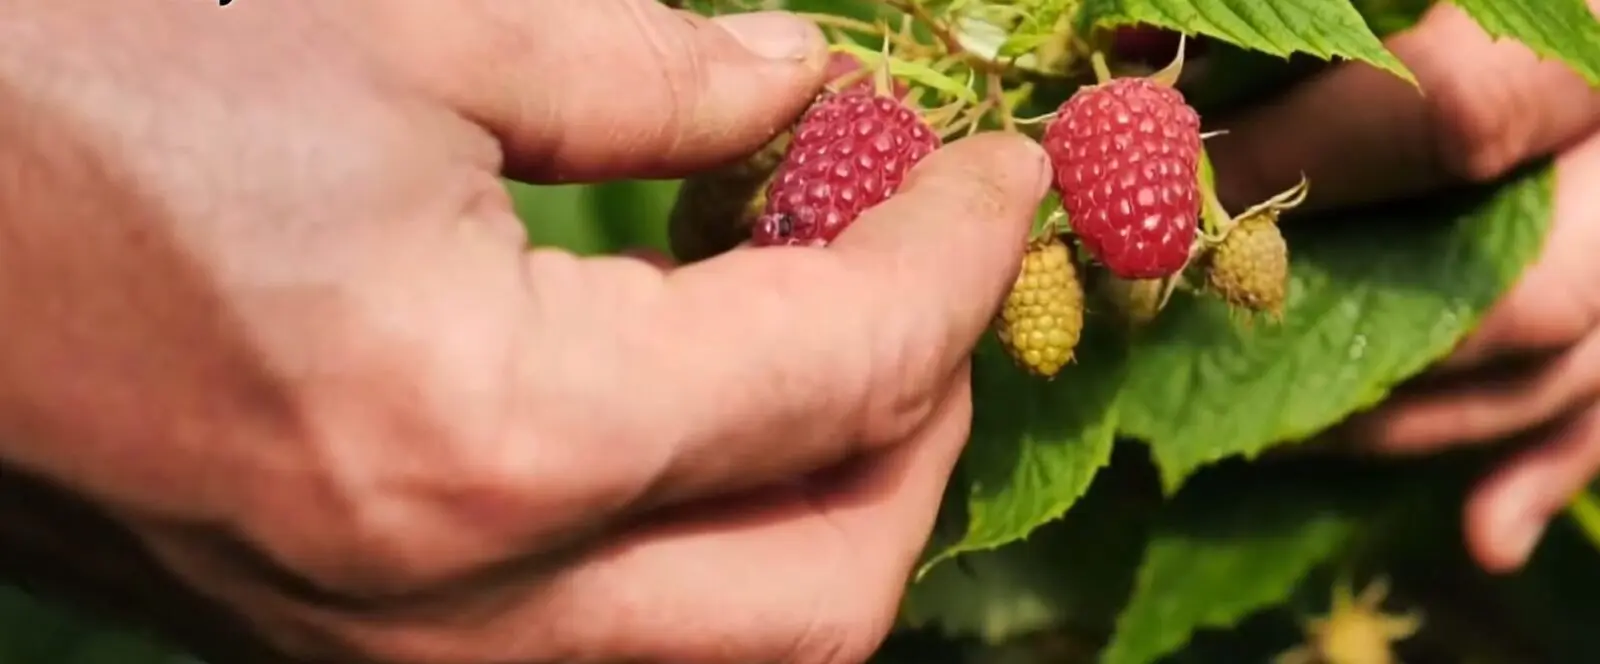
[1465,401,1600,572]
[361,133,1038,578]
[1208,2,1600,213]
[633,133,1047,502]
[390,0,830,182]
[1348,330,1600,454]
[498,132,1043,532]
[1437,132,1600,371]
[281,375,975,664]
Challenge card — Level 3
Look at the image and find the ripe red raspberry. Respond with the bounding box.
[1043,78,1202,278]
[752,89,940,247]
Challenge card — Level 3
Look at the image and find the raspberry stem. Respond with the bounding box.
[1200,180,1231,240]
[1149,34,1188,88]
[928,97,987,138]
[1090,51,1113,84]
[801,12,929,55]
[880,0,1024,82]
[879,0,1007,74]
[985,70,1017,132]
[1012,110,1060,125]
[873,19,895,95]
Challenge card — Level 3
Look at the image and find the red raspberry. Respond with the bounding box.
[752,89,940,247]
[1043,78,1202,278]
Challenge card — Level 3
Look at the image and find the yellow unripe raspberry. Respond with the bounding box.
[1205,176,1307,318]
[996,237,1085,379]
[1276,577,1421,664]
[1205,212,1288,317]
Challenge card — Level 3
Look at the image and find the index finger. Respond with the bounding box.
[374,0,831,182]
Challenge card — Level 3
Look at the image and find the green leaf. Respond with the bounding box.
[916,327,1126,576]
[1449,0,1600,86]
[1350,0,1433,37]
[785,0,882,21]
[1098,459,1377,664]
[998,31,1058,58]
[1119,165,1555,491]
[902,452,1158,642]
[0,587,185,664]
[1077,0,1416,85]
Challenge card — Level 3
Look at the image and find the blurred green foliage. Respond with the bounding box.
[510,180,680,256]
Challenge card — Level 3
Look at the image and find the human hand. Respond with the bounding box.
[0,1,1050,662]
[1208,3,1600,573]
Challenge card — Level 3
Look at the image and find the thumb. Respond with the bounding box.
[395,0,830,182]
[544,131,1052,509]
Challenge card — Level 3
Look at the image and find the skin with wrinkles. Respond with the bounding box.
[0,1,1051,663]
[0,1,1597,662]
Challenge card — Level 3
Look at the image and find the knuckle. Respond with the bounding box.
[861,329,944,444]
[237,460,453,602]
[243,251,675,604]
[618,1,711,153]
[235,344,525,602]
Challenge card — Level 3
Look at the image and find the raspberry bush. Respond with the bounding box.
[668,1,1600,663]
[8,0,1600,663]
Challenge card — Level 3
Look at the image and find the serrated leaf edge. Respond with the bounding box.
[914,396,1123,581]
[1146,165,1555,492]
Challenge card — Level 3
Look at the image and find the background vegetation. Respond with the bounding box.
[5,0,1600,662]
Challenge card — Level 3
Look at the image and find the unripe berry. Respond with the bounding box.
[1205,212,1289,316]
[1203,177,1307,316]
[996,237,1085,378]
[1277,578,1420,664]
